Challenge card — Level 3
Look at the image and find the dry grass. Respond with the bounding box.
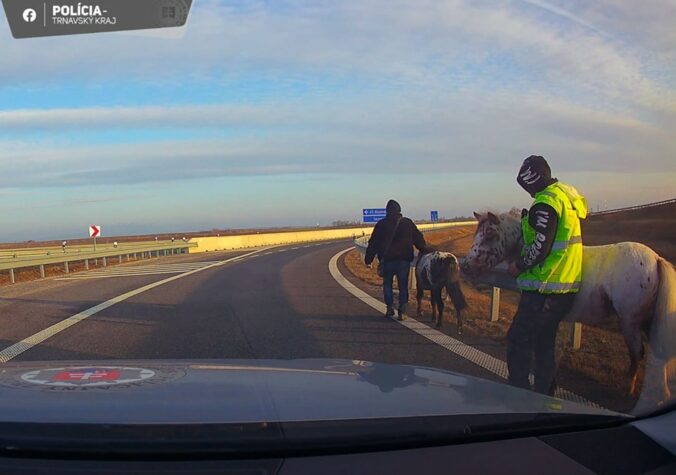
[345,204,675,398]
[583,202,676,262]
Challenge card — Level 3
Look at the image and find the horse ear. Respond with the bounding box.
[487,212,500,225]
[473,211,482,220]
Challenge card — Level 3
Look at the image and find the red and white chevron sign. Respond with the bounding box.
[89,225,101,238]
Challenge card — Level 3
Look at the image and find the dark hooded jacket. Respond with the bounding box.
[365,200,426,264]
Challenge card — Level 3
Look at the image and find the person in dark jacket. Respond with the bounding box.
[365,200,426,319]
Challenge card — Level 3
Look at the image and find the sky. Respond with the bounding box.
[1,0,675,241]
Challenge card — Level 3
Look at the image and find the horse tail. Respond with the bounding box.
[446,257,468,312]
[651,258,676,360]
[635,258,676,412]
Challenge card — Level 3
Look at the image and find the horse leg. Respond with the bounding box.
[446,281,468,335]
[416,285,424,318]
[618,318,645,397]
[434,289,444,329]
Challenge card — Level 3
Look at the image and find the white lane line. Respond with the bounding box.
[55,271,201,280]
[327,248,602,409]
[54,261,231,280]
[0,248,268,363]
[56,269,212,280]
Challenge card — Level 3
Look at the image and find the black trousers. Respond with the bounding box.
[507,291,576,395]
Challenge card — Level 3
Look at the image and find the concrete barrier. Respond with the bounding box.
[189,222,476,253]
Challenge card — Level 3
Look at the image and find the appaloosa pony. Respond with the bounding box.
[415,250,468,333]
[462,210,676,405]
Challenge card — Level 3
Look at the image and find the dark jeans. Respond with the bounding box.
[507,291,576,395]
[382,260,410,309]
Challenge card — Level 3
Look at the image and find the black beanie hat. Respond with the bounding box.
[386,199,402,216]
[517,155,554,196]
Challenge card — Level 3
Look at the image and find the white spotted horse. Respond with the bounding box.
[415,250,468,333]
[462,210,676,406]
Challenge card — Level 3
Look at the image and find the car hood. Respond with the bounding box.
[0,358,620,425]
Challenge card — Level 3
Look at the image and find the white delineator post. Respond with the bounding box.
[572,322,582,350]
[490,287,500,322]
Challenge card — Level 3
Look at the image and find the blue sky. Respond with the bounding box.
[1,0,675,241]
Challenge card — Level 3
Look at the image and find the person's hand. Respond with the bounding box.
[507,261,521,277]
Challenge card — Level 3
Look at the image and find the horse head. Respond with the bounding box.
[461,211,522,278]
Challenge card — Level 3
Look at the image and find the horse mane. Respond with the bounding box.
[474,208,521,224]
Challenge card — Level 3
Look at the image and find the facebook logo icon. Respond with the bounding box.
[22,8,37,23]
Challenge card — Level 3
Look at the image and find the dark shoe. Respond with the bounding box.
[385,307,395,317]
[398,303,407,321]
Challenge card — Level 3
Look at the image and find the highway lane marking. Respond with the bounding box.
[54,261,225,280]
[328,248,602,409]
[0,248,270,363]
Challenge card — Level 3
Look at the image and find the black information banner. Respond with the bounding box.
[2,0,193,38]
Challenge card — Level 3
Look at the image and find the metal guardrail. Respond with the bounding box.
[0,240,187,259]
[0,241,196,283]
[588,198,675,217]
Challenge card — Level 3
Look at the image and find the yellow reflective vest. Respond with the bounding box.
[517,182,588,294]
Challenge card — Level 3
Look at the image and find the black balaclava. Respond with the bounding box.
[386,199,402,216]
[517,155,556,196]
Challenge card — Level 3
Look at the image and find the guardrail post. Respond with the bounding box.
[571,322,582,350]
[118,255,122,264]
[103,257,107,267]
[490,287,500,322]
[127,254,130,261]
[85,259,89,270]
[64,261,69,274]
[39,265,45,278]
[9,268,15,284]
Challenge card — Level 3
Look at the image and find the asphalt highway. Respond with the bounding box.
[0,241,503,384]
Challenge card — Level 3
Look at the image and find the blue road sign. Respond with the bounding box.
[363,208,387,223]
[431,210,439,222]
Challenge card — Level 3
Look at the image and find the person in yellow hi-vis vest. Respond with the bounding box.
[507,155,588,395]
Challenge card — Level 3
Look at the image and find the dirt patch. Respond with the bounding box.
[583,201,676,263]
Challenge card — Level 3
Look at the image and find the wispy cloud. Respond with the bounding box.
[1,92,673,189]
[1,0,674,113]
